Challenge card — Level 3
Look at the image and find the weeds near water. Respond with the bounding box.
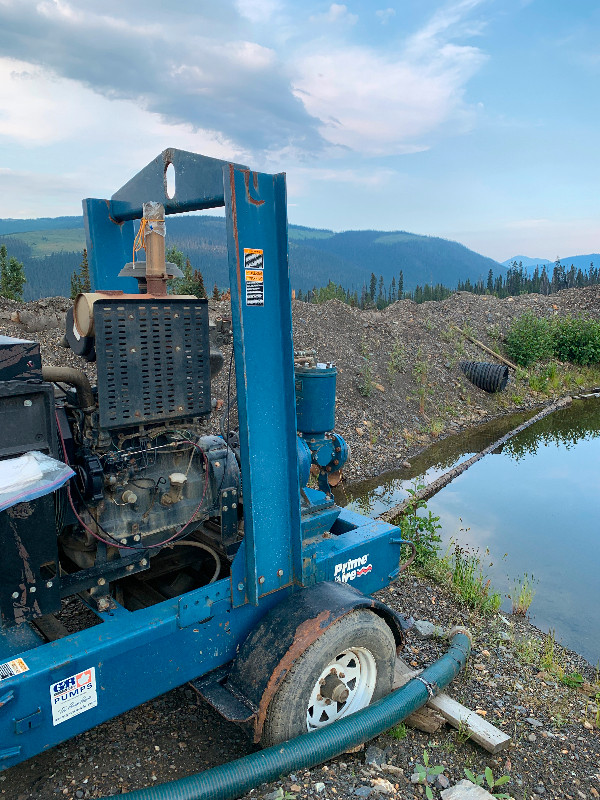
[510,573,537,615]
[514,636,541,665]
[398,483,442,567]
[449,543,502,615]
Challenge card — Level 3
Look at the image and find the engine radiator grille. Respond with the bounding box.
[95,298,210,430]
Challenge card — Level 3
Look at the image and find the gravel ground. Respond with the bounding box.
[1,288,599,800]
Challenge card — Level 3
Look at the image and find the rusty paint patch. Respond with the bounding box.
[254,609,336,742]
[243,170,265,207]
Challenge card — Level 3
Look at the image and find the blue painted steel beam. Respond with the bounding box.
[109,149,247,222]
[225,165,302,605]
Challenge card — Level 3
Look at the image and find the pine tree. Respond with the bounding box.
[0,245,26,301]
[171,255,207,298]
[70,249,91,299]
[212,283,220,300]
[369,272,377,301]
[398,270,404,299]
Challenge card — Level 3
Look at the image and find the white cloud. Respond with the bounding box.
[235,0,281,24]
[310,4,358,25]
[376,8,396,25]
[292,35,485,154]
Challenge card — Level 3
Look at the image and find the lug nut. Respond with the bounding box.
[316,694,322,701]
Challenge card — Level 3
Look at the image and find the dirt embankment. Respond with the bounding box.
[3,286,599,482]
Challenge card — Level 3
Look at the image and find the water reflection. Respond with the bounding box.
[342,397,600,664]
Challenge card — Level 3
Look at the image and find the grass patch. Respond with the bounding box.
[510,573,537,615]
[358,339,374,397]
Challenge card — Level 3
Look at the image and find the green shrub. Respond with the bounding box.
[551,316,600,365]
[399,484,442,567]
[505,313,600,367]
[504,313,553,366]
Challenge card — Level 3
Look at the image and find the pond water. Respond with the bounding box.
[338,396,600,665]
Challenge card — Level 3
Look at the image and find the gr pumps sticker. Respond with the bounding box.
[334,554,372,583]
[50,667,97,726]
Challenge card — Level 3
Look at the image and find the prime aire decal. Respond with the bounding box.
[334,554,372,583]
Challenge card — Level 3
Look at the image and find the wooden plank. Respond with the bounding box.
[428,694,511,754]
[394,658,511,754]
[404,705,446,734]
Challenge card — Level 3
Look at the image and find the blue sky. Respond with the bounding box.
[0,0,598,262]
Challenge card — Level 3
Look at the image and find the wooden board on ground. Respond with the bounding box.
[428,694,512,754]
[394,658,512,754]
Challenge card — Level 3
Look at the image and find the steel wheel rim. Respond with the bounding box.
[306,646,377,730]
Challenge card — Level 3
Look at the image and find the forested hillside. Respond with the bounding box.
[0,214,505,299]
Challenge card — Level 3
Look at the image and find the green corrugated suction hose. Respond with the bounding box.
[105,629,471,800]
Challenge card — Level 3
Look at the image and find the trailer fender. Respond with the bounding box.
[226,581,412,743]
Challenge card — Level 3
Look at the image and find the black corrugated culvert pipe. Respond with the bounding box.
[459,361,509,393]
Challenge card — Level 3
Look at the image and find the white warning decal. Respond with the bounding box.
[0,657,29,682]
[50,667,97,726]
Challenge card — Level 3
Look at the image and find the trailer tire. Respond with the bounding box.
[261,609,396,747]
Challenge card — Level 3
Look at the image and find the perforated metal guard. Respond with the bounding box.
[94,298,210,430]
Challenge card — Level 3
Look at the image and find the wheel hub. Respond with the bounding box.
[306,646,377,731]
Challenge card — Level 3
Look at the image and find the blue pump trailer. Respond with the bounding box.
[0,150,414,769]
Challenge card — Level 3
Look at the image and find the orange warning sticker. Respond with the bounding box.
[245,270,263,282]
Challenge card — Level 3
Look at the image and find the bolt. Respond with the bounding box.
[133,534,141,542]
[214,461,221,468]
[330,668,337,675]
[319,678,326,685]
[223,505,228,512]
[316,694,322,701]
[46,581,53,589]
[140,559,148,567]
[237,583,244,591]
[30,586,36,593]
[126,564,134,572]
[12,591,19,599]
[277,569,284,577]
[24,399,32,407]
[258,576,265,584]
[232,502,237,509]
[333,459,339,465]
[335,447,341,452]
[97,578,106,586]
[120,538,128,545]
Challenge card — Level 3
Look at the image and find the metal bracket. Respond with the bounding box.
[177,582,231,628]
[414,676,438,698]
[14,707,42,735]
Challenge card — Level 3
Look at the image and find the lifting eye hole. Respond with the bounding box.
[165,162,176,199]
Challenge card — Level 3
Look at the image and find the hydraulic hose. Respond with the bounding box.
[103,628,471,800]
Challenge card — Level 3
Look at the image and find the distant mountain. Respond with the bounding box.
[0,214,506,299]
[503,254,600,270]
[502,255,551,268]
[0,216,83,236]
